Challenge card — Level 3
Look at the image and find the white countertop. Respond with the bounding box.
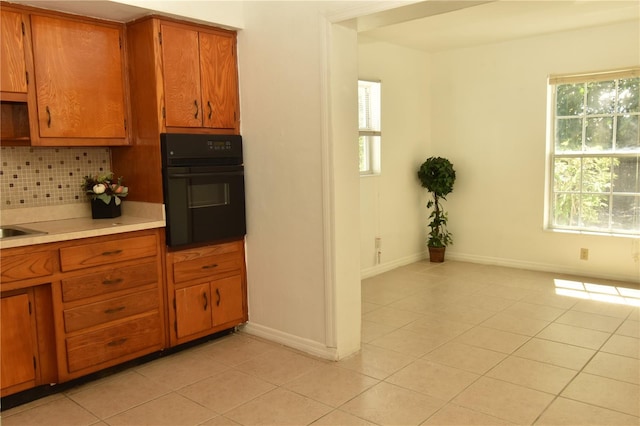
[0,202,165,249]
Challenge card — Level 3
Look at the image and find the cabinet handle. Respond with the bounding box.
[216,288,221,306]
[107,338,127,347]
[203,292,208,311]
[207,101,212,120]
[194,99,199,119]
[46,106,51,127]
[104,306,126,314]
[101,249,123,256]
[102,278,123,285]
[202,263,218,270]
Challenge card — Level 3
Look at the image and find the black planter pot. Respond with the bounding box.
[91,198,121,219]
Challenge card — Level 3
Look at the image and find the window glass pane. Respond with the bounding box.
[358,81,381,131]
[554,158,581,192]
[585,117,613,151]
[556,118,582,152]
[582,157,612,193]
[587,81,615,115]
[581,195,610,228]
[554,193,580,226]
[612,195,639,231]
[556,84,584,116]
[359,135,369,173]
[613,156,639,193]
[616,115,639,151]
[617,78,640,113]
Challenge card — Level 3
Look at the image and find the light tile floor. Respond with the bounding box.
[2,261,639,425]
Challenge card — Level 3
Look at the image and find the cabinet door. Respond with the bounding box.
[175,283,212,338]
[212,275,244,327]
[160,23,202,128]
[1,10,28,94]
[1,293,37,394]
[30,15,127,139]
[199,31,237,129]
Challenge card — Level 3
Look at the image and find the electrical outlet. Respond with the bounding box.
[375,237,381,249]
[580,248,589,261]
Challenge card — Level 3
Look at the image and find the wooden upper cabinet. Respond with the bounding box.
[29,14,129,144]
[200,32,238,129]
[1,10,28,95]
[159,21,238,130]
[161,24,202,128]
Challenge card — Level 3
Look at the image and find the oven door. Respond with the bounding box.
[164,166,246,247]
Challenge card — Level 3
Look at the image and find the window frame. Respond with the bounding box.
[358,79,381,176]
[546,68,640,236]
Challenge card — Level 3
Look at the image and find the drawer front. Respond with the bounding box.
[60,235,157,272]
[0,251,55,283]
[64,288,159,333]
[170,240,242,264]
[173,252,242,284]
[66,313,162,373]
[61,261,157,302]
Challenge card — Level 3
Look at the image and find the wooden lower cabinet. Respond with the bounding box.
[1,291,38,396]
[53,230,166,382]
[1,228,167,394]
[168,240,247,346]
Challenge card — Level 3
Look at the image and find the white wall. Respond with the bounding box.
[236,1,362,358]
[430,20,640,282]
[358,38,432,277]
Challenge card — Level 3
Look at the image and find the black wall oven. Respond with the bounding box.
[161,134,246,248]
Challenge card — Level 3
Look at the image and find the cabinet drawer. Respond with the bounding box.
[61,261,157,302]
[173,251,242,284]
[66,313,162,373]
[60,235,157,272]
[0,251,55,283]
[64,288,159,333]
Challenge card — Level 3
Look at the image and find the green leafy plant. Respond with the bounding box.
[417,157,456,247]
[82,172,129,205]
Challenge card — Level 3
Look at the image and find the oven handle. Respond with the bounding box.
[168,171,244,178]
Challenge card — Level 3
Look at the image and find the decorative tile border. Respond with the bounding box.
[0,146,111,210]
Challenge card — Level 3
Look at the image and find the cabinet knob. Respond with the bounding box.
[45,106,51,127]
[216,288,221,307]
[194,99,199,119]
[102,277,123,285]
[203,292,208,311]
[207,101,212,120]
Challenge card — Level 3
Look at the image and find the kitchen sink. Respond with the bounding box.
[0,226,46,239]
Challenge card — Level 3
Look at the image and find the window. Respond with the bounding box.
[548,69,640,235]
[358,80,381,175]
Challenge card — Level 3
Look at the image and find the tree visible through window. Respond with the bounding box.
[358,80,381,175]
[548,69,640,235]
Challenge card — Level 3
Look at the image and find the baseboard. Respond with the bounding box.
[360,251,426,279]
[241,322,339,361]
[360,250,638,283]
[447,252,639,283]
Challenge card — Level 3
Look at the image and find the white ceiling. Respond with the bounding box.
[7,0,640,53]
[358,0,640,52]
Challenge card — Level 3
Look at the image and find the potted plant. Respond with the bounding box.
[82,172,129,219]
[417,157,456,262]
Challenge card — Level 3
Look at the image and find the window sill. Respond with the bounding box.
[544,227,640,239]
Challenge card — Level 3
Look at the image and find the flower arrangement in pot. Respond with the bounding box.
[82,172,129,219]
[417,157,456,262]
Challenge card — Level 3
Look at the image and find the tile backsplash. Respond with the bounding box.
[0,146,111,210]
